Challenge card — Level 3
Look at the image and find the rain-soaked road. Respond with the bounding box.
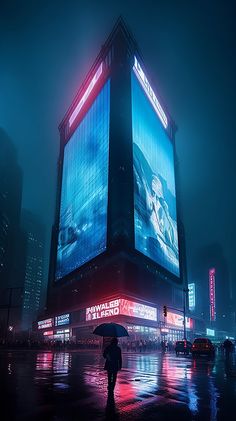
[1,349,236,420]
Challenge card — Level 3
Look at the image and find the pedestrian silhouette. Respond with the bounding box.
[223,339,233,357]
[103,337,122,393]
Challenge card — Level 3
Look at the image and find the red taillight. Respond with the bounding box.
[192,344,196,348]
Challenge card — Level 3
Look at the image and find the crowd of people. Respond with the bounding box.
[0,337,235,355]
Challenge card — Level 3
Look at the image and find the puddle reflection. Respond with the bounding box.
[53,352,71,374]
[32,351,223,418]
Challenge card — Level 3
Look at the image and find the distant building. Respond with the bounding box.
[20,210,45,331]
[191,243,234,334]
[0,129,23,289]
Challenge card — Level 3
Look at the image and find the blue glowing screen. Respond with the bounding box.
[132,72,179,277]
[56,80,110,280]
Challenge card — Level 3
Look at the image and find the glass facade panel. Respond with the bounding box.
[56,80,110,280]
[132,71,179,277]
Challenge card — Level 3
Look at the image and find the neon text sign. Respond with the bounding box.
[55,313,70,326]
[86,298,157,322]
[133,56,168,129]
[38,318,53,330]
[188,283,195,311]
[43,330,53,336]
[69,62,103,127]
[206,328,215,336]
[209,268,216,321]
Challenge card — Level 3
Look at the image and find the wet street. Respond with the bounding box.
[1,349,236,420]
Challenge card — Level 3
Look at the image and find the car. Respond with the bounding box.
[191,338,215,357]
[175,340,192,355]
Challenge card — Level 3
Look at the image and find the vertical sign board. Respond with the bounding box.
[188,283,195,311]
[209,268,216,321]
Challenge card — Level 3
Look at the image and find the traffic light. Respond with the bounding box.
[163,305,167,317]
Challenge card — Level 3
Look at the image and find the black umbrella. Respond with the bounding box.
[93,322,129,337]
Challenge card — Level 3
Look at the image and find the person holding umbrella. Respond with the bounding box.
[103,337,122,393]
[93,322,127,393]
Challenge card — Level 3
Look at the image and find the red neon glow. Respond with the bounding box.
[86,298,157,322]
[43,330,54,336]
[69,62,103,127]
[209,268,216,321]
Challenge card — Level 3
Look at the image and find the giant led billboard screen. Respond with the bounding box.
[56,80,110,280]
[132,69,179,277]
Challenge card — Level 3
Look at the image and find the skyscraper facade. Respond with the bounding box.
[38,19,191,345]
[0,129,23,288]
[20,210,45,331]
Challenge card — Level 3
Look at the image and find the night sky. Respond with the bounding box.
[1,1,236,300]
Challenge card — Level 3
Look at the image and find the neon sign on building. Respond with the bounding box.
[43,330,54,336]
[133,56,168,129]
[166,312,192,329]
[188,283,195,311]
[86,298,157,322]
[206,328,215,337]
[38,318,53,330]
[55,313,70,327]
[209,268,216,321]
[69,62,103,127]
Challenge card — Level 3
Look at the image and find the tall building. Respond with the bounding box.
[0,128,23,288]
[20,210,45,331]
[0,129,23,339]
[38,18,191,344]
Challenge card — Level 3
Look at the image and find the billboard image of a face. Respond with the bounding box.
[132,71,179,277]
[56,80,110,280]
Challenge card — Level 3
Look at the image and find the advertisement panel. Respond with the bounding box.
[188,283,195,311]
[86,298,157,322]
[206,328,215,337]
[132,68,179,277]
[38,318,53,330]
[119,299,157,321]
[55,314,70,327]
[166,312,192,329]
[56,80,110,280]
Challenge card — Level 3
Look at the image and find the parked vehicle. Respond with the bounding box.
[175,340,192,356]
[191,338,215,357]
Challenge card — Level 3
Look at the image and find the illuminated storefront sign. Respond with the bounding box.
[209,268,216,321]
[133,56,168,129]
[56,329,70,334]
[188,283,195,311]
[55,314,70,326]
[206,328,215,337]
[43,330,53,336]
[161,328,169,333]
[127,325,158,334]
[38,318,53,330]
[166,312,192,329]
[86,298,157,322]
[69,62,103,127]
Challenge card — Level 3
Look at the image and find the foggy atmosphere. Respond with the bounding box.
[1,1,236,420]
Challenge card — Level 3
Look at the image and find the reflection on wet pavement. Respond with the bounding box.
[1,350,236,420]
